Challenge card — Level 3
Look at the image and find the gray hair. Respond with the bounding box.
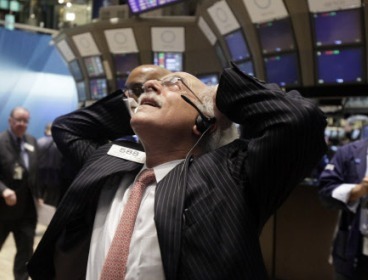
[197,85,239,152]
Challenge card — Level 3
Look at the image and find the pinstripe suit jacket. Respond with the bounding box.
[28,63,327,279]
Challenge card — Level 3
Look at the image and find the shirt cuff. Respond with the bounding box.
[332,184,359,213]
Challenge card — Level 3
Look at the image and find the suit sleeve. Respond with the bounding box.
[52,90,134,170]
[216,63,327,225]
[318,143,364,211]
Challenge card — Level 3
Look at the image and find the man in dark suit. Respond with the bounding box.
[319,139,368,280]
[28,62,327,279]
[0,106,39,280]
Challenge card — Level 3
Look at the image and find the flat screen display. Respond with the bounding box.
[264,53,300,87]
[256,18,295,54]
[83,56,105,78]
[69,59,83,81]
[316,47,364,84]
[90,78,108,100]
[224,29,250,62]
[198,73,219,86]
[76,81,86,102]
[312,8,362,47]
[153,52,183,72]
[113,53,140,76]
[236,61,254,76]
[127,0,184,14]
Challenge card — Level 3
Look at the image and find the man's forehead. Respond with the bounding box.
[161,72,191,81]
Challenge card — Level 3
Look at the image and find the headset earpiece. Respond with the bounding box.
[195,115,216,134]
[181,95,216,134]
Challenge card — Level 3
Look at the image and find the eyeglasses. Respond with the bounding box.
[11,117,29,124]
[160,76,204,105]
[123,83,144,97]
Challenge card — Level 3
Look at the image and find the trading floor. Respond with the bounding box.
[0,204,54,280]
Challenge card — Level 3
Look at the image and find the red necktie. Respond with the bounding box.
[100,168,156,280]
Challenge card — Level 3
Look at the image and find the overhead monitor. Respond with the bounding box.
[236,61,254,76]
[224,29,250,62]
[113,53,140,76]
[68,59,84,81]
[90,78,108,100]
[316,47,364,85]
[76,81,86,102]
[197,73,219,86]
[312,8,363,47]
[153,52,183,72]
[84,56,105,78]
[127,0,184,14]
[256,18,296,54]
[264,52,300,87]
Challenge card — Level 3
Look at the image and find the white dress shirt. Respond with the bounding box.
[86,159,183,280]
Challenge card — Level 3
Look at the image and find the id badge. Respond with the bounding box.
[363,236,368,256]
[13,164,23,180]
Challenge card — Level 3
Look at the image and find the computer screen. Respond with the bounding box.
[197,73,219,86]
[113,53,140,76]
[316,47,364,84]
[312,8,362,47]
[256,18,296,54]
[83,56,105,78]
[153,52,183,72]
[89,78,108,100]
[224,29,250,62]
[76,81,86,102]
[236,61,254,76]
[127,0,184,14]
[68,59,84,81]
[264,52,300,87]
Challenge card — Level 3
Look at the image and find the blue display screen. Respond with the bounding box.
[90,78,108,100]
[312,9,362,46]
[264,53,300,87]
[153,52,183,72]
[198,73,219,86]
[256,18,295,54]
[128,0,184,14]
[114,53,140,76]
[224,29,250,62]
[84,56,105,78]
[316,47,364,84]
[236,61,254,76]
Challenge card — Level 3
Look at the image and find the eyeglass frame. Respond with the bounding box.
[154,76,204,105]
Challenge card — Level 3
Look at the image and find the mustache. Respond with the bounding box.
[138,92,163,107]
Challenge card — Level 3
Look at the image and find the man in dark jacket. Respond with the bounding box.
[0,106,39,280]
[28,63,327,279]
[319,139,368,279]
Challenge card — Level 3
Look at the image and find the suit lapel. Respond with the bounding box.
[154,157,191,280]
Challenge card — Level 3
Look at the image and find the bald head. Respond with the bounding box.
[124,65,171,101]
[127,65,171,87]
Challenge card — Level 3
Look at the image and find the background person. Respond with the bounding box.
[319,138,368,280]
[37,123,65,207]
[28,63,327,279]
[0,107,39,280]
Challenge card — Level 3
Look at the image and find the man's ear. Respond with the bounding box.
[192,123,217,136]
[193,124,202,136]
